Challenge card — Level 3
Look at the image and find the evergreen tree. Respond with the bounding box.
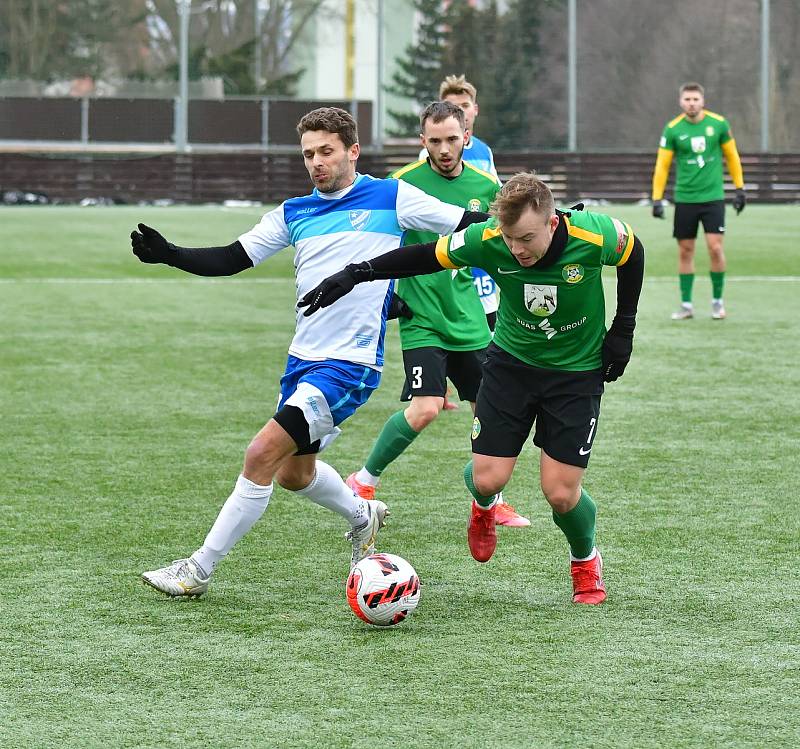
[385,0,448,137]
[387,0,547,147]
[491,0,546,149]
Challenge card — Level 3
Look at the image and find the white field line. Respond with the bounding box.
[0,277,291,284]
[0,276,798,285]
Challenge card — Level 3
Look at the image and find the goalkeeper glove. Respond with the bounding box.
[131,223,177,265]
[651,201,665,219]
[298,261,374,316]
[733,189,746,215]
[601,317,635,382]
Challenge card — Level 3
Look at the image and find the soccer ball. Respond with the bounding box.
[346,553,421,626]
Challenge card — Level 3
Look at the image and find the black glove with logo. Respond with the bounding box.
[733,189,746,215]
[298,261,375,316]
[601,317,635,382]
[652,201,665,219]
[131,223,177,265]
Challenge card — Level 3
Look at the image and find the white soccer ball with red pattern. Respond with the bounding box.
[346,553,421,626]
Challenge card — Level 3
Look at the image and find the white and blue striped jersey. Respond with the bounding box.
[463,135,499,182]
[238,173,463,369]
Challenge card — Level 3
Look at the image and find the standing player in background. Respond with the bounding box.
[131,107,488,599]
[651,82,745,320]
[422,75,501,333]
[348,101,529,528]
[300,174,645,605]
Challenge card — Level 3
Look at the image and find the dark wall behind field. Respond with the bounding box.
[1,149,797,205]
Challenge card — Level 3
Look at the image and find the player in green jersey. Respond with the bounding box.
[347,100,529,527]
[299,174,645,605]
[651,82,745,321]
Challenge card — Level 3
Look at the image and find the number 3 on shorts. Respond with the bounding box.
[412,366,423,389]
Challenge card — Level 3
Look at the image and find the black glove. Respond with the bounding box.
[387,293,414,320]
[131,223,176,265]
[298,261,374,316]
[601,320,634,382]
[652,201,665,219]
[733,189,746,215]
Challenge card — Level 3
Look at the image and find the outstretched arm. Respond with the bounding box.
[602,237,645,382]
[131,223,253,276]
[298,239,447,316]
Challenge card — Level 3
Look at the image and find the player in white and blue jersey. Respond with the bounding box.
[132,107,486,599]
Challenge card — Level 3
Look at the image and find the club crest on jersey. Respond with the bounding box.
[691,136,706,154]
[562,264,584,284]
[468,198,482,212]
[705,125,714,136]
[349,210,371,231]
[524,284,557,317]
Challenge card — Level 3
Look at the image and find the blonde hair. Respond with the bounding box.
[439,74,477,102]
[490,173,555,226]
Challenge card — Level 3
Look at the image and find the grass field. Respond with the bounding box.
[1,204,799,748]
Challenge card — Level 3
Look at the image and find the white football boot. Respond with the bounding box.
[671,303,694,320]
[346,500,389,568]
[141,558,210,598]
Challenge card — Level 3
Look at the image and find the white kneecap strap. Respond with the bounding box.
[284,382,335,444]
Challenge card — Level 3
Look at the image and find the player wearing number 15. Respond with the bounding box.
[346,100,529,528]
[651,82,745,321]
[300,174,646,604]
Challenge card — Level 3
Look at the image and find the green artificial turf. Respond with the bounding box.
[1,204,798,748]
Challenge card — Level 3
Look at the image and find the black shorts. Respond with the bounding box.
[673,200,725,239]
[471,344,604,468]
[400,346,485,402]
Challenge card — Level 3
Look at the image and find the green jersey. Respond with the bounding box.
[659,110,733,203]
[435,210,636,371]
[390,159,500,351]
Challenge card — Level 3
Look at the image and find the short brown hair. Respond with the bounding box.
[296,107,359,148]
[419,100,466,132]
[679,82,705,96]
[490,173,555,226]
[439,74,477,102]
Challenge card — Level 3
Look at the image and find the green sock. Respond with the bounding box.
[552,488,597,559]
[679,273,694,304]
[463,460,496,508]
[364,410,419,477]
[710,271,725,300]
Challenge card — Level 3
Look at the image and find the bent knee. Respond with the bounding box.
[543,485,580,514]
[405,401,442,431]
[276,468,314,491]
[474,473,505,498]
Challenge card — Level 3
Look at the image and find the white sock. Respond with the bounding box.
[296,461,367,526]
[570,546,598,563]
[355,467,379,487]
[191,474,272,576]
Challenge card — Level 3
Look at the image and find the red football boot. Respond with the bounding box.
[346,472,376,501]
[570,550,606,604]
[467,501,497,562]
